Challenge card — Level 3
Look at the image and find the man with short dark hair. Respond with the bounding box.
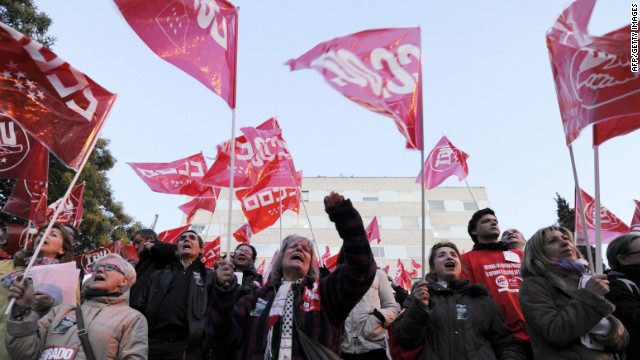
[501,228,526,251]
[461,208,531,357]
[136,230,215,359]
[232,243,262,298]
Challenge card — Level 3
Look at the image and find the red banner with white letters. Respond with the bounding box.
[201,236,221,269]
[74,240,122,274]
[575,188,629,245]
[233,223,253,244]
[236,184,300,234]
[46,182,84,228]
[394,259,412,290]
[114,0,238,108]
[158,225,191,244]
[128,153,210,196]
[0,114,48,181]
[2,179,47,224]
[178,187,221,224]
[0,22,117,170]
[629,200,640,234]
[416,136,469,189]
[287,27,422,149]
[547,0,640,145]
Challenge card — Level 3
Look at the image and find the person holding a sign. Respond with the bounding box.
[5,253,147,359]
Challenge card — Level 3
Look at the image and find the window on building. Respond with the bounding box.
[362,190,378,202]
[371,246,385,258]
[190,225,205,234]
[428,201,445,211]
[463,201,478,211]
[433,226,451,238]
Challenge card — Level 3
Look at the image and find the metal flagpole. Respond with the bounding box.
[149,214,159,231]
[226,108,237,261]
[279,187,283,246]
[594,145,603,274]
[418,39,426,280]
[464,180,479,209]
[298,186,322,266]
[568,145,594,272]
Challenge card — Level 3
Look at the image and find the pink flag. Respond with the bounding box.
[256,259,265,276]
[383,265,390,274]
[179,187,221,224]
[74,240,122,274]
[321,246,331,264]
[114,0,238,108]
[416,136,469,189]
[46,182,85,228]
[325,253,339,273]
[394,259,411,290]
[575,188,630,245]
[630,200,640,234]
[158,225,191,244]
[0,22,117,170]
[365,217,381,244]
[201,236,221,269]
[240,123,298,186]
[547,0,640,145]
[410,258,422,278]
[232,223,253,244]
[2,179,47,224]
[128,153,209,197]
[262,249,279,286]
[287,27,422,150]
[0,115,48,181]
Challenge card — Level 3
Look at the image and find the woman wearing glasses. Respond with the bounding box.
[232,243,263,298]
[5,253,148,359]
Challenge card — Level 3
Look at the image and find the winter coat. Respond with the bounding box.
[237,267,263,299]
[136,258,215,359]
[129,242,177,307]
[206,199,376,360]
[392,273,525,360]
[5,293,148,360]
[519,264,629,360]
[605,265,640,360]
[341,269,399,355]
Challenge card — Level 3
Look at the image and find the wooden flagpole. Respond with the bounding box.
[568,145,594,272]
[594,145,603,274]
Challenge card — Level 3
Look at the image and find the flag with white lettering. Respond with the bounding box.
[287,27,422,149]
[575,188,629,244]
[178,187,221,224]
[202,236,221,269]
[114,0,238,108]
[256,259,265,276]
[0,22,117,170]
[0,114,48,181]
[629,200,640,234]
[236,185,300,234]
[158,225,191,244]
[74,239,122,274]
[394,259,411,290]
[128,153,209,196]
[416,136,469,189]
[46,182,84,228]
[409,258,421,278]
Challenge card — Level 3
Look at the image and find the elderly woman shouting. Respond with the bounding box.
[5,254,148,359]
[519,225,628,360]
[207,192,376,359]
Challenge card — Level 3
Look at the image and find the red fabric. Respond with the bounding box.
[158,225,191,244]
[127,152,209,196]
[460,249,530,342]
[287,27,422,150]
[630,200,640,234]
[262,249,279,286]
[2,179,47,224]
[46,182,85,227]
[325,253,339,273]
[0,115,48,181]
[365,216,381,244]
[201,236,221,269]
[547,0,640,145]
[394,259,411,290]
[114,0,238,108]
[178,187,221,224]
[240,122,298,186]
[122,243,139,262]
[383,265,390,274]
[575,188,629,245]
[5,223,32,255]
[0,23,116,170]
[232,223,253,243]
[416,136,469,189]
[74,240,122,274]
[409,258,422,278]
[256,259,265,276]
[201,118,280,188]
[387,310,423,360]
[321,246,331,265]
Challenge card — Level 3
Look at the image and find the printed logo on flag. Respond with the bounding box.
[156,1,190,53]
[583,197,624,230]
[429,144,461,172]
[0,115,29,172]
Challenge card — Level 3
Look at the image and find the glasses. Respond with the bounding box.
[92,264,125,276]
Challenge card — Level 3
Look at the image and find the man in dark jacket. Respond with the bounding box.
[129,229,177,307]
[136,230,215,360]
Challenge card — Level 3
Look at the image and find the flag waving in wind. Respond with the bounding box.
[114,0,238,108]
[128,153,209,197]
[416,136,469,189]
[575,188,629,245]
[287,27,422,149]
[630,200,640,234]
[366,217,381,244]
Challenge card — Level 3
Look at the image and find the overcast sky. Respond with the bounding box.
[34,0,639,243]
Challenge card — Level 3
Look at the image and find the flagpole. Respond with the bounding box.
[202,207,216,244]
[418,41,426,280]
[464,180,479,209]
[279,187,283,246]
[568,145,594,272]
[594,145,603,274]
[226,108,237,261]
[298,185,322,266]
[149,214,159,231]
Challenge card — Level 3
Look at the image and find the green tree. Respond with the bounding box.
[0,1,142,253]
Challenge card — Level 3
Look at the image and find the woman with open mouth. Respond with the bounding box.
[392,241,525,359]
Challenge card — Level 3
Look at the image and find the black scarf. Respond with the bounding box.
[82,288,122,300]
[472,242,510,251]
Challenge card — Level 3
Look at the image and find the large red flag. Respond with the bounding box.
[237,185,300,234]
[74,240,122,274]
[547,0,640,145]
[394,259,411,290]
[233,223,253,244]
[122,243,139,263]
[158,225,191,244]
[365,216,381,244]
[630,200,640,234]
[114,0,238,108]
[575,188,630,245]
[410,258,422,278]
[0,114,48,181]
[287,27,422,149]
[2,179,47,224]
[46,182,84,228]
[201,236,221,269]
[128,153,209,196]
[0,22,117,170]
[240,123,298,186]
[178,187,221,224]
[416,136,469,189]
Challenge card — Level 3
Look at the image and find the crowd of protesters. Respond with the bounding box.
[0,195,639,359]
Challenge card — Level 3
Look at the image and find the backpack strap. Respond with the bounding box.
[75,306,96,360]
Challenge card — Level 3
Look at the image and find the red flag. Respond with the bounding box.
[0,114,48,181]
[236,182,300,234]
[122,243,139,263]
[114,0,238,108]
[74,240,122,274]
[409,258,422,278]
[575,188,630,245]
[232,223,253,244]
[128,153,209,196]
[201,236,221,269]
[240,123,298,186]
[287,27,422,149]
[2,179,47,224]
[0,22,117,170]
[325,253,339,273]
[256,259,265,276]
[629,200,640,234]
[178,187,221,224]
[158,225,191,244]
[365,217,381,244]
[262,249,279,286]
[383,265,390,274]
[416,136,469,189]
[46,182,85,228]
[394,259,411,290]
[202,118,281,188]
[547,0,640,145]
[321,246,331,264]
[5,223,36,255]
